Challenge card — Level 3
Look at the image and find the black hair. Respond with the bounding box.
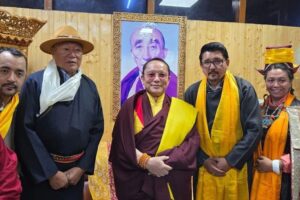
[199,42,229,62]
[264,63,295,94]
[0,47,27,69]
[142,57,170,76]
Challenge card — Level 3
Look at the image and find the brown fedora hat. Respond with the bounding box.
[40,25,94,54]
[257,45,300,75]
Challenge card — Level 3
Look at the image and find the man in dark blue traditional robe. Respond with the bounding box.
[14,25,104,200]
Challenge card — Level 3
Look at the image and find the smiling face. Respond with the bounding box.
[141,59,170,98]
[0,51,26,100]
[51,42,83,76]
[265,68,292,102]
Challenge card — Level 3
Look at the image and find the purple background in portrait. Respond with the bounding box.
[120,21,179,79]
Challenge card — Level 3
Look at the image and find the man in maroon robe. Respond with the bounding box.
[0,134,22,199]
[109,58,199,200]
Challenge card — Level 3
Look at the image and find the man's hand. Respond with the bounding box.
[256,156,272,172]
[146,156,173,177]
[49,171,69,190]
[64,167,85,185]
[203,158,226,176]
[214,157,231,173]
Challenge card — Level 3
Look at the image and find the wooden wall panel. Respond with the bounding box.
[185,21,300,99]
[185,21,265,93]
[2,7,300,141]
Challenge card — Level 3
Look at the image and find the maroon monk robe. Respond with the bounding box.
[109,91,199,200]
[0,136,22,199]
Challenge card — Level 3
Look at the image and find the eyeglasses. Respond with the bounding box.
[201,59,225,68]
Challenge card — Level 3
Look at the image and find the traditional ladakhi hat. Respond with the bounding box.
[257,45,300,75]
[40,25,94,54]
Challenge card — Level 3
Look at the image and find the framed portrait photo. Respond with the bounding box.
[112,12,186,119]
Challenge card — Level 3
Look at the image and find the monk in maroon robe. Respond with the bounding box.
[0,136,22,199]
[109,58,199,200]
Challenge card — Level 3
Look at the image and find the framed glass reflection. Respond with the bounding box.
[112,12,186,118]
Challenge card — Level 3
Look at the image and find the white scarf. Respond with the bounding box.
[39,59,82,115]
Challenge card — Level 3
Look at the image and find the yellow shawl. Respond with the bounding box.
[133,95,197,153]
[195,71,248,200]
[89,97,197,200]
[147,97,198,199]
[0,94,19,139]
[250,93,294,200]
[156,97,197,155]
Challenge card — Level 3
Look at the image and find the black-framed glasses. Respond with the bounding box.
[201,59,225,68]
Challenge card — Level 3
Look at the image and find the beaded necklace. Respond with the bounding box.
[262,94,287,129]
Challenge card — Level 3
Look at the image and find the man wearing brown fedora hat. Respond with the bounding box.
[14,25,104,200]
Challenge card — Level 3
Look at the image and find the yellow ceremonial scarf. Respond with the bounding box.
[250,93,294,200]
[135,95,197,199]
[133,94,197,149]
[134,93,165,134]
[0,94,19,139]
[157,98,197,200]
[88,96,197,200]
[156,98,197,155]
[195,71,248,200]
[157,97,197,200]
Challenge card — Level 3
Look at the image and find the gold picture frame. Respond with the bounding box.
[112,12,186,119]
